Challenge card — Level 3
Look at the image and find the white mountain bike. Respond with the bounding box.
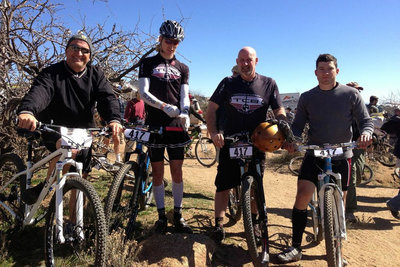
[299,142,357,267]
[0,123,107,266]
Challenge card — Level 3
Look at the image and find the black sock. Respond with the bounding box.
[215,217,224,228]
[292,207,307,248]
[174,206,182,214]
[157,208,166,220]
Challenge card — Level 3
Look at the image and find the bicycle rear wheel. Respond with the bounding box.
[359,164,374,185]
[195,137,217,167]
[44,176,107,267]
[288,155,303,176]
[0,153,25,230]
[324,186,344,267]
[227,185,241,222]
[104,162,138,233]
[242,175,269,266]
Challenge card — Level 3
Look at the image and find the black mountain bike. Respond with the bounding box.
[104,126,158,240]
[226,132,269,266]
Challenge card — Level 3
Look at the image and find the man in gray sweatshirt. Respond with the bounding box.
[277,54,373,263]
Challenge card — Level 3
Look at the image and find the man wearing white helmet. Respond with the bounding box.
[138,20,192,234]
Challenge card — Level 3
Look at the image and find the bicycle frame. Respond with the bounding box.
[0,126,90,244]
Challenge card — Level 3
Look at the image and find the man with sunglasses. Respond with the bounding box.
[17,33,122,204]
[138,20,193,234]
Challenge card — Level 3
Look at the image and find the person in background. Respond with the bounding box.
[366,95,379,114]
[381,106,400,219]
[277,54,373,263]
[189,93,206,125]
[138,20,192,234]
[124,88,145,124]
[345,81,366,223]
[285,107,294,125]
[17,33,122,204]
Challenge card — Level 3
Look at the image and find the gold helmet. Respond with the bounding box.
[251,122,284,152]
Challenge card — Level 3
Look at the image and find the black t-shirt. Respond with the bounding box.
[139,53,189,127]
[210,74,282,135]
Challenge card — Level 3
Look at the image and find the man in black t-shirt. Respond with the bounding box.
[206,46,289,243]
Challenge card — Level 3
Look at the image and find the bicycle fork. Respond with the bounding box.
[55,159,84,244]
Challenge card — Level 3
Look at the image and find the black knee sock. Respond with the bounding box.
[157,208,166,220]
[292,207,307,248]
[215,217,224,228]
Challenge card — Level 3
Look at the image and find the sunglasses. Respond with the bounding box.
[68,44,90,54]
[164,39,180,45]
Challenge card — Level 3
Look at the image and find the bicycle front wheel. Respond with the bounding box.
[195,137,217,167]
[289,155,303,176]
[104,162,138,233]
[44,176,107,267]
[359,164,374,185]
[0,153,26,230]
[324,186,344,267]
[242,175,269,266]
[228,185,241,222]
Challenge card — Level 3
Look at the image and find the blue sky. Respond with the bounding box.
[61,0,400,103]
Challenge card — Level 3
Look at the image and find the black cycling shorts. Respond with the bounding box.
[298,153,351,191]
[41,130,92,174]
[215,144,265,192]
[149,147,184,162]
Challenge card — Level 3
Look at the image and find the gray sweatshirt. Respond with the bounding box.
[292,83,373,158]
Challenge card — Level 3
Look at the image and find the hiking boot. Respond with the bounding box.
[277,246,302,263]
[22,182,44,205]
[212,226,225,244]
[386,201,400,220]
[154,217,168,234]
[173,215,193,234]
[345,211,357,223]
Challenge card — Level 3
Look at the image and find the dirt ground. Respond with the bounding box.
[133,150,400,267]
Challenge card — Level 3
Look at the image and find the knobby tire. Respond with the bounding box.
[44,177,107,267]
[324,186,343,267]
[0,153,26,230]
[242,175,268,267]
[104,162,138,233]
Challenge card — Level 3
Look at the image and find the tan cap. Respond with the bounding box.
[346,82,363,91]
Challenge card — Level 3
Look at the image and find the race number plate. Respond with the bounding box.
[229,144,253,159]
[314,147,343,157]
[125,128,150,142]
[60,127,92,149]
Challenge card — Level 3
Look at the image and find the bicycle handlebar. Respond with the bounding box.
[297,141,358,152]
